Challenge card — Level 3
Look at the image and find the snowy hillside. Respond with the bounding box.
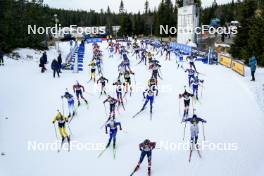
[0,41,264,176]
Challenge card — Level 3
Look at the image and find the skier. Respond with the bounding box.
[52,110,70,151]
[61,90,75,118]
[88,60,97,82]
[103,95,119,119]
[51,59,60,78]
[190,75,204,100]
[187,55,197,71]
[132,45,140,59]
[149,62,162,80]
[179,87,194,119]
[165,45,171,60]
[118,58,131,73]
[141,86,158,114]
[108,42,114,58]
[156,45,163,56]
[115,42,121,54]
[123,70,135,97]
[117,63,126,79]
[97,119,122,158]
[105,119,122,149]
[113,79,125,110]
[97,76,109,96]
[130,139,156,176]
[185,66,196,86]
[95,56,103,75]
[182,113,207,162]
[138,50,147,65]
[73,81,88,106]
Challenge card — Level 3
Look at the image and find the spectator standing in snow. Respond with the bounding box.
[51,59,60,78]
[249,55,257,81]
[57,53,62,73]
[40,52,47,73]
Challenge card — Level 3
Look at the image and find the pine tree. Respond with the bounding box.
[230,0,258,63]
[144,0,149,14]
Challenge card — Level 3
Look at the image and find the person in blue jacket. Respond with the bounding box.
[105,119,122,149]
[249,55,257,81]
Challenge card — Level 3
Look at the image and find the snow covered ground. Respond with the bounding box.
[0,41,264,176]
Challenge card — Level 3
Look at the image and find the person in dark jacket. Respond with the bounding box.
[249,55,257,81]
[51,59,60,78]
[39,52,48,73]
[57,53,62,73]
[0,49,4,66]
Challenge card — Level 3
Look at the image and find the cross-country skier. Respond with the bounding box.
[182,113,207,162]
[113,80,125,110]
[123,70,135,97]
[119,54,132,72]
[108,42,114,58]
[120,45,129,56]
[103,95,119,119]
[105,119,122,149]
[149,62,162,80]
[132,44,140,59]
[138,50,147,65]
[185,66,196,86]
[88,60,97,82]
[73,81,88,106]
[141,86,158,114]
[61,90,75,118]
[97,76,109,96]
[98,119,122,158]
[52,110,70,151]
[165,45,172,61]
[115,42,121,54]
[118,62,126,80]
[190,75,204,100]
[179,88,194,119]
[187,54,197,71]
[95,56,103,75]
[130,139,156,176]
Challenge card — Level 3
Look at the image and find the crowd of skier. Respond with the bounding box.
[50,38,208,176]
